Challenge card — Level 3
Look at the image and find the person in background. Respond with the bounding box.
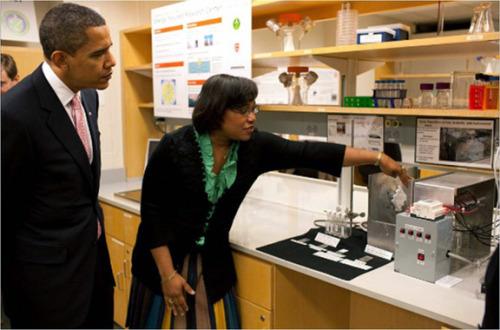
[1,3,116,328]
[1,53,20,94]
[126,74,411,328]
[481,245,499,329]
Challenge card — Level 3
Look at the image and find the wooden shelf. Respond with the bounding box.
[252,1,436,29]
[122,25,150,35]
[124,64,152,78]
[379,73,451,79]
[253,33,500,68]
[138,102,154,109]
[259,104,500,118]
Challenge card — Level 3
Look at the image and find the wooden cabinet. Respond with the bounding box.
[102,202,138,327]
[233,251,274,328]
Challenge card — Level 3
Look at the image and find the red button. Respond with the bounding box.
[416,232,422,238]
[417,253,425,261]
[408,230,414,236]
[425,234,431,240]
[400,228,405,234]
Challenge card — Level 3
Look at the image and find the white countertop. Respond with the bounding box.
[99,179,485,329]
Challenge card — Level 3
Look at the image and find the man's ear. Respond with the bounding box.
[51,51,68,70]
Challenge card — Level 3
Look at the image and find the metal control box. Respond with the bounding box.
[413,172,495,271]
[394,212,453,283]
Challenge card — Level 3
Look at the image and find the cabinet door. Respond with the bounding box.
[122,211,140,246]
[124,244,133,300]
[237,297,272,329]
[106,236,128,327]
[233,251,273,310]
[102,203,125,241]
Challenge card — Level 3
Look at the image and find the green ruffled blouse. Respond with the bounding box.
[194,129,239,246]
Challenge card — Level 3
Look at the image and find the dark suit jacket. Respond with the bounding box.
[1,65,113,327]
[131,125,346,303]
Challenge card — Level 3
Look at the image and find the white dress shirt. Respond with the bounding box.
[42,62,94,163]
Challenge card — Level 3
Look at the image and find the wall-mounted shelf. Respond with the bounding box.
[253,33,500,68]
[259,104,500,118]
[138,102,154,109]
[251,1,436,30]
[124,64,152,78]
[379,73,452,79]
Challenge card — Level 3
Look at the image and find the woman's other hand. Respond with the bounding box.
[162,271,195,317]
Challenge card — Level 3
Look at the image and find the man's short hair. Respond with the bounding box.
[1,54,18,79]
[39,3,106,60]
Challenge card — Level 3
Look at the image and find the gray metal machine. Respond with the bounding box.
[394,212,453,282]
[413,172,495,272]
[368,171,495,274]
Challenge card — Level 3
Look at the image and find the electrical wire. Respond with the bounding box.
[447,251,473,264]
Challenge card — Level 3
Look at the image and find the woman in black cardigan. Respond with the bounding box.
[127,74,410,329]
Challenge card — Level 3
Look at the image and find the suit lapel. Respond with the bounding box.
[32,66,94,191]
[81,90,100,192]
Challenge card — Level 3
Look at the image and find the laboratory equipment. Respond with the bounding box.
[394,212,454,282]
[413,172,495,272]
[278,66,318,105]
[419,83,434,108]
[469,2,495,34]
[325,206,365,239]
[336,2,358,46]
[451,71,475,109]
[367,168,417,253]
[435,82,451,109]
[266,13,314,51]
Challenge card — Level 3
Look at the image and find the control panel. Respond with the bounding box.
[394,212,453,283]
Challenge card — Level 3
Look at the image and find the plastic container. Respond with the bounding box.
[485,76,499,109]
[451,71,476,108]
[419,83,434,108]
[469,74,488,110]
[336,2,358,46]
[356,26,395,44]
[436,82,451,108]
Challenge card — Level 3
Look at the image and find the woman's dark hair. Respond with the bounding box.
[192,74,258,133]
[1,54,18,80]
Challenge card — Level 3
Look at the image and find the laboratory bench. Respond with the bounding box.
[99,173,486,329]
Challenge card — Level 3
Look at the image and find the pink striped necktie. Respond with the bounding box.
[70,94,101,239]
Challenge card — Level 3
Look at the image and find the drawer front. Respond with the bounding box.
[237,297,272,329]
[102,203,125,241]
[233,251,273,310]
[120,210,140,246]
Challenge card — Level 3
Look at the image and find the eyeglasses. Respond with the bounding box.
[231,104,259,116]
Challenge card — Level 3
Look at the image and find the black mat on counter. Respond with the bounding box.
[257,228,391,281]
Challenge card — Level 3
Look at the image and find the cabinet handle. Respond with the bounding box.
[116,271,123,290]
[123,212,132,219]
[123,259,128,278]
[260,315,266,322]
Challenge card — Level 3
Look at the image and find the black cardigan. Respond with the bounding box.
[131,125,346,303]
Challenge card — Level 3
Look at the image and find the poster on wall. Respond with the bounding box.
[152,0,251,118]
[327,115,384,151]
[1,1,39,42]
[416,118,494,169]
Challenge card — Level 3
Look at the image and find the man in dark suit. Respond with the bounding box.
[1,3,116,328]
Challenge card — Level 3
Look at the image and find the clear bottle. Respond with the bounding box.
[436,82,451,108]
[419,83,434,108]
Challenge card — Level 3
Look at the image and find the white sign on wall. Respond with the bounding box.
[1,1,39,42]
[152,0,252,118]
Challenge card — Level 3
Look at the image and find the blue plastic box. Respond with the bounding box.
[356,23,410,44]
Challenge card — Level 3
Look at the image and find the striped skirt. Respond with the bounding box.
[126,253,240,329]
